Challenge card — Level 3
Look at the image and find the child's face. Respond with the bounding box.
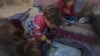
[66,0,74,7]
[44,16,52,28]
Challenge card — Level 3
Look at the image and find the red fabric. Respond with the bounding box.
[33,15,46,40]
[56,0,75,16]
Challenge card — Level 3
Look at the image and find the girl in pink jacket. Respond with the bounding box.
[27,5,62,44]
[10,5,62,44]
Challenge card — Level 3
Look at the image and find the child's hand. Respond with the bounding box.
[45,39,52,45]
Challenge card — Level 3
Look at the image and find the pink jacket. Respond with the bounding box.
[56,0,75,16]
[33,15,46,40]
[28,15,46,40]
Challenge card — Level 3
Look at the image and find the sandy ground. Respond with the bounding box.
[0,3,35,18]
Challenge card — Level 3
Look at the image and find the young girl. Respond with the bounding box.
[25,5,62,44]
[56,0,77,24]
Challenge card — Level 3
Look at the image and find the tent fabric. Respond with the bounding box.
[75,0,93,16]
[33,0,55,9]
[75,0,100,16]
[90,15,100,37]
[75,0,88,14]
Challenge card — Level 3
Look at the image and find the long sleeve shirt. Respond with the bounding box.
[27,15,46,40]
[56,0,75,16]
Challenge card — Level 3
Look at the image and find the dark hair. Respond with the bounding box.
[43,5,62,27]
[0,18,28,41]
[0,18,42,56]
[62,0,74,6]
[0,19,14,36]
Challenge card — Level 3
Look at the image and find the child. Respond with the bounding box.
[25,5,62,44]
[8,5,62,44]
[56,0,77,24]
